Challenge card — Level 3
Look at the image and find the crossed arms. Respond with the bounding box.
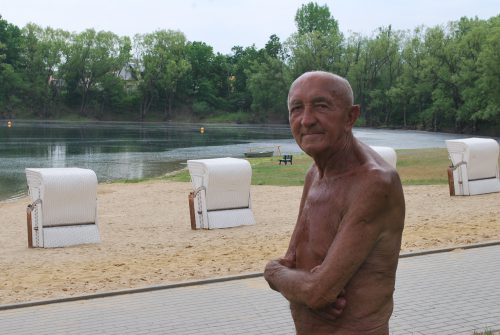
[264,170,392,310]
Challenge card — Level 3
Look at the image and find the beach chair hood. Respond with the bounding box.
[370,146,397,169]
[446,138,500,196]
[187,158,255,229]
[25,168,100,247]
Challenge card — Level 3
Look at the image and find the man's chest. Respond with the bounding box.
[295,186,347,262]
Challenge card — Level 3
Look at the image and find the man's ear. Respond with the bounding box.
[345,104,360,130]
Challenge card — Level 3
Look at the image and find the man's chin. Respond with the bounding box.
[299,144,325,157]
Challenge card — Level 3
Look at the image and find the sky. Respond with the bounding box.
[1,0,498,54]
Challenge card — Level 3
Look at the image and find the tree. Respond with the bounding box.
[246,54,290,122]
[61,29,131,116]
[345,26,404,126]
[287,2,343,78]
[473,15,500,128]
[134,30,191,120]
[390,27,426,128]
[294,2,340,35]
[0,16,23,115]
[185,41,228,117]
[419,25,461,131]
[452,16,500,132]
[20,24,70,117]
[264,34,285,60]
[227,45,264,116]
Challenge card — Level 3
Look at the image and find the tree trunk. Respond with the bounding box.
[140,94,152,122]
[403,105,407,128]
[80,81,91,116]
[164,91,173,121]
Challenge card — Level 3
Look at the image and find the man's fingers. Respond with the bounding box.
[278,257,295,268]
[326,296,347,318]
[335,296,347,308]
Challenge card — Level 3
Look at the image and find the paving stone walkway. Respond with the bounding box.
[1,244,499,334]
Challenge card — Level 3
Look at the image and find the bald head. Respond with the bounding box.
[288,71,354,110]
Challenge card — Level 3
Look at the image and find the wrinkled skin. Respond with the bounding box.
[264,72,405,335]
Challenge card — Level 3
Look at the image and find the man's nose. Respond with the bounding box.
[301,105,316,127]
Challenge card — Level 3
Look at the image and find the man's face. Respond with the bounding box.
[288,74,352,157]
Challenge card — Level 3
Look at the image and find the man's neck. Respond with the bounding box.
[313,134,358,179]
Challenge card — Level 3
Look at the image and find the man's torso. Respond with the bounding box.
[291,159,404,334]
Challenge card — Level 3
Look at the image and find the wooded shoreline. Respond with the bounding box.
[1,7,499,135]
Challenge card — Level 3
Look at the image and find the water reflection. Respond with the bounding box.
[0,120,497,201]
[0,121,293,201]
[48,143,67,167]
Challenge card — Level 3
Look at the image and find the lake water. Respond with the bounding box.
[0,120,491,201]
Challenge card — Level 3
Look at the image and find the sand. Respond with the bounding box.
[1,181,499,305]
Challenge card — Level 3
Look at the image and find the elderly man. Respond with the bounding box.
[264,71,405,335]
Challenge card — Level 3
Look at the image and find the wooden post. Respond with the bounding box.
[447,167,455,196]
[188,192,197,230]
[26,205,33,248]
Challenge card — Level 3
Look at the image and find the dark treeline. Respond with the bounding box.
[1,3,499,135]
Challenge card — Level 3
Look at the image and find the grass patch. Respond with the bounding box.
[396,148,450,185]
[112,178,148,184]
[246,155,311,186]
[163,147,491,187]
[163,155,312,186]
[164,169,191,183]
[473,330,499,335]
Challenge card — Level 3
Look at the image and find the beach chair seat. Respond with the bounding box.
[446,138,500,196]
[279,154,293,165]
[187,157,255,229]
[25,168,100,248]
[370,146,397,169]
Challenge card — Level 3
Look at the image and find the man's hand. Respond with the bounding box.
[310,289,347,321]
[278,257,295,268]
[309,264,347,320]
[264,259,284,291]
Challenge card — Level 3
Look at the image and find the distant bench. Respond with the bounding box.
[279,154,293,165]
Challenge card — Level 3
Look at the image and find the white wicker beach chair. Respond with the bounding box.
[370,146,397,168]
[187,157,255,229]
[446,138,500,196]
[25,168,100,248]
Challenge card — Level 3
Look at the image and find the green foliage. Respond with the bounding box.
[246,54,290,122]
[134,30,191,121]
[0,16,24,114]
[288,2,344,78]
[294,2,340,36]
[204,111,253,124]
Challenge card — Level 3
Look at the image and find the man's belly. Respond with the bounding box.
[290,301,391,335]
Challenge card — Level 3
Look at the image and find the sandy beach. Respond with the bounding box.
[1,180,499,305]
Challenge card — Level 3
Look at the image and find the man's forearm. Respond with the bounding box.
[265,261,312,305]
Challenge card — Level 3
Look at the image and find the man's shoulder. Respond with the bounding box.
[365,163,399,185]
[353,161,404,205]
